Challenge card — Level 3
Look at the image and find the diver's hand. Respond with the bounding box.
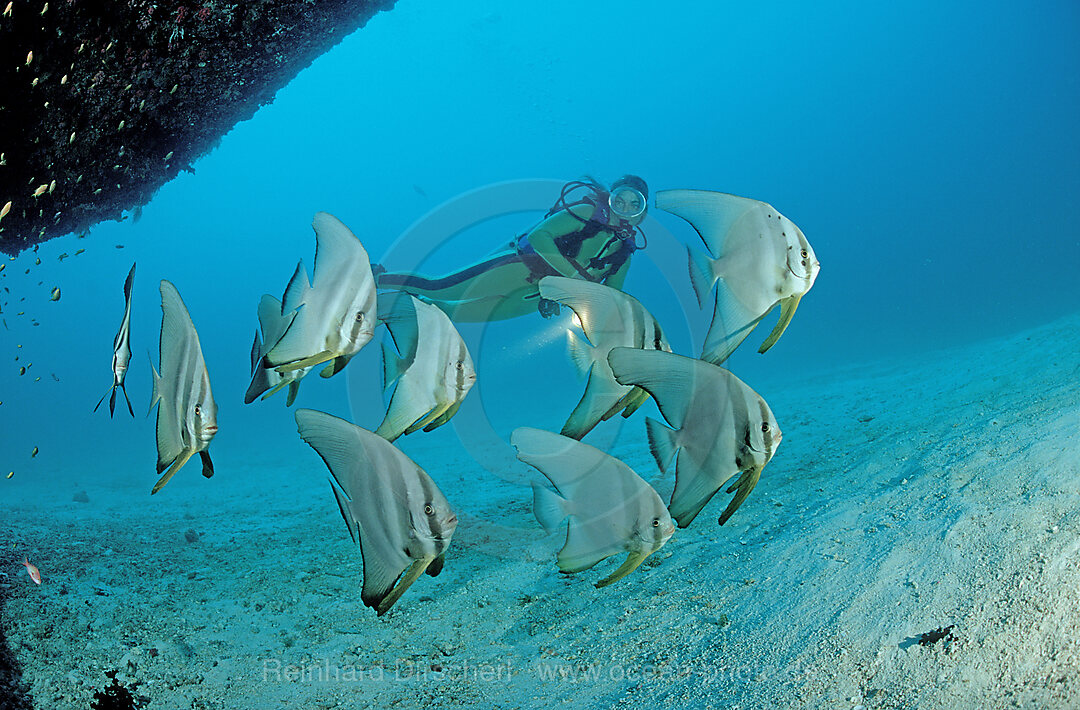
[538,298,561,319]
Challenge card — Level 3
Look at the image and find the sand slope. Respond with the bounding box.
[2,312,1078,709]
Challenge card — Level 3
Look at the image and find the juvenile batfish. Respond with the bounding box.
[295,409,457,615]
[655,189,819,364]
[375,293,476,442]
[538,276,671,439]
[265,212,377,379]
[244,289,308,406]
[148,280,218,495]
[513,427,675,587]
[94,263,136,417]
[608,347,781,527]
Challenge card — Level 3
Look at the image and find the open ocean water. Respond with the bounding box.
[2,1,1080,708]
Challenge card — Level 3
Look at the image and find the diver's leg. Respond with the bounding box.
[379,255,534,303]
[434,287,544,322]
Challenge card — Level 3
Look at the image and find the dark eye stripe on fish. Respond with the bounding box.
[455,343,467,392]
[759,400,775,455]
[727,380,752,454]
[651,318,665,351]
[629,302,645,349]
[413,468,442,554]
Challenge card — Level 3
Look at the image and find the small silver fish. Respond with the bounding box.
[265,213,377,379]
[538,276,671,439]
[513,427,675,587]
[94,263,136,417]
[375,293,476,441]
[608,347,781,527]
[148,280,218,495]
[655,189,819,364]
[295,409,457,615]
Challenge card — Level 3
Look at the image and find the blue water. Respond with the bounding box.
[2,1,1080,706]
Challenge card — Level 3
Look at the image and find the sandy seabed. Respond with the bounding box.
[3,311,1079,710]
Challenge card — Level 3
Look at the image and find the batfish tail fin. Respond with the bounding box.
[382,342,407,390]
[645,416,678,471]
[531,481,570,534]
[687,245,718,308]
[566,330,596,378]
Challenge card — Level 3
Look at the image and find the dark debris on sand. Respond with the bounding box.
[90,669,148,710]
[0,0,396,255]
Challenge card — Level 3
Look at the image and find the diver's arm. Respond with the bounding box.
[602,258,631,291]
[526,203,596,278]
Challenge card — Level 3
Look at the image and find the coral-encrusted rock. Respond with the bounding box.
[0,0,396,255]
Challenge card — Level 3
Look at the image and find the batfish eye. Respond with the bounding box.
[355,312,364,322]
[761,422,770,432]
[194,405,201,416]
[652,518,660,528]
[800,249,809,259]
[424,504,434,516]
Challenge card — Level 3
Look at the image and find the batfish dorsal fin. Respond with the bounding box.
[377,292,421,362]
[281,260,311,313]
[312,212,371,287]
[607,348,699,430]
[655,189,761,257]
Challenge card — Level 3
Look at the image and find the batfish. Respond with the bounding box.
[538,276,671,439]
[295,408,458,615]
[245,291,308,406]
[608,347,781,527]
[265,212,377,379]
[149,280,218,495]
[375,293,476,441]
[513,427,675,587]
[94,262,136,417]
[655,189,819,364]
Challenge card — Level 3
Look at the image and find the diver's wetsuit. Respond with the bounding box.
[378,196,638,322]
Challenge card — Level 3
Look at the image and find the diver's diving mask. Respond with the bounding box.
[609,186,647,221]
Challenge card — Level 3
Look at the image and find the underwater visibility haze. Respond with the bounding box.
[2,1,1080,708]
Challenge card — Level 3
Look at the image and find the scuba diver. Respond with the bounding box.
[377,175,650,322]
